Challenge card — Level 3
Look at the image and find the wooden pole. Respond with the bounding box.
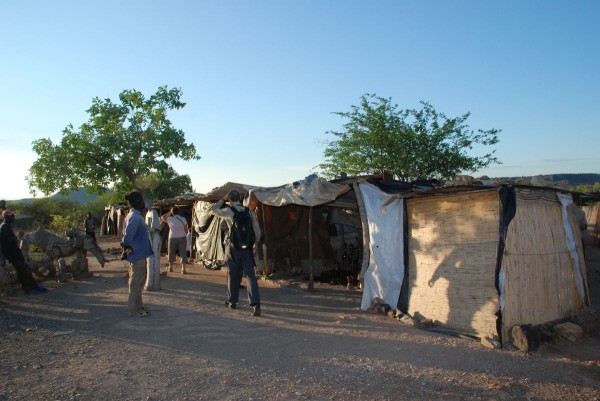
[261,203,269,278]
[308,206,315,291]
[352,181,370,283]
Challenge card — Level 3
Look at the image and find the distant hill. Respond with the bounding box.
[486,173,600,188]
[51,188,101,203]
[13,188,102,205]
[550,173,600,187]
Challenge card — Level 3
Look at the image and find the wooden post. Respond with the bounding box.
[308,206,315,291]
[352,181,370,283]
[261,203,269,278]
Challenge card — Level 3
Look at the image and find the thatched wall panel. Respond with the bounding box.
[583,204,600,247]
[407,191,500,338]
[501,190,583,341]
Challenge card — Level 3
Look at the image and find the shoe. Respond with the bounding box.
[168,266,173,273]
[225,301,236,309]
[181,270,187,274]
[251,305,261,317]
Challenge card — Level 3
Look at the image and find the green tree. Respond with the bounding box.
[18,198,81,232]
[133,166,194,201]
[27,86,201,197]
[571,182,600,193]
[319,94,501,182]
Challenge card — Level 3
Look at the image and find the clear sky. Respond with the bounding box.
[1,1,598,200]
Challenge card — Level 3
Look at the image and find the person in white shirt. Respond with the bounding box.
[160,206,189,274]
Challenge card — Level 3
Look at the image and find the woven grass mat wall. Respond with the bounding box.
[406,190,500,339]
[501,188,585,342]
[583,204,600,247]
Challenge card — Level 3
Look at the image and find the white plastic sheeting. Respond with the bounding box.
[249,175,351,207]
[359,183,405,310]
[556,192,587,303]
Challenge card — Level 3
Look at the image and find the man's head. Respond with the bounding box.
[125,191,145,211]
[2,209,15,223]
[171,206,180,215]
[225,190,241,203]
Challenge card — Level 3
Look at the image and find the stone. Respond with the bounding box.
[511,325,541,352]
[481,335,501,349]
[419,319,433,328]
[569,307,599,334]
[555,322,584,339]
[393,311,415,326]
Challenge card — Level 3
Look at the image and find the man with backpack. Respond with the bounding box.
[208,190,262,316]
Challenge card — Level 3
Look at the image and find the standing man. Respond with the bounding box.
[84,212,97,242]
[121,191,153,317]
[208,190,262,317]
[0,210,46,295]
[160,206,189,275]
[145,206,162,291]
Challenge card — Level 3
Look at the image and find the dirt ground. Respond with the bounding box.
[1,236,599,401]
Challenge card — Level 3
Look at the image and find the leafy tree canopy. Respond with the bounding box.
[15,198,80,232]
[571,182,600,193]
[27,86,201,197]
[318,94,501,182]
[137,166,194,201]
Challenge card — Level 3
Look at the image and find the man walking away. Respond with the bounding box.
[208,190,262,316]
[161,207,189,275]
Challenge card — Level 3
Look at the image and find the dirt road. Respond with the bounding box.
[1,236,599,401]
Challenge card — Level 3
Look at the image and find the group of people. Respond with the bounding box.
[121,190,262,318]
[1,188,264,320]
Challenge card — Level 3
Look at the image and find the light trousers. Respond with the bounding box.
[128,259,147,315]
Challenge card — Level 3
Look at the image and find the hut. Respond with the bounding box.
[246,174,353,287]
[359,183,591,345]
[191,176,371,287]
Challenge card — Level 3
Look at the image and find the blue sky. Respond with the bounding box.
[1,1,598,200]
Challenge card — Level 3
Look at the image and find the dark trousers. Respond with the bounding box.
[226,247,260,306]
[12,260,38,292]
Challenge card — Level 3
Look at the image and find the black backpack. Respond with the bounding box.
[229,207,255,250]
